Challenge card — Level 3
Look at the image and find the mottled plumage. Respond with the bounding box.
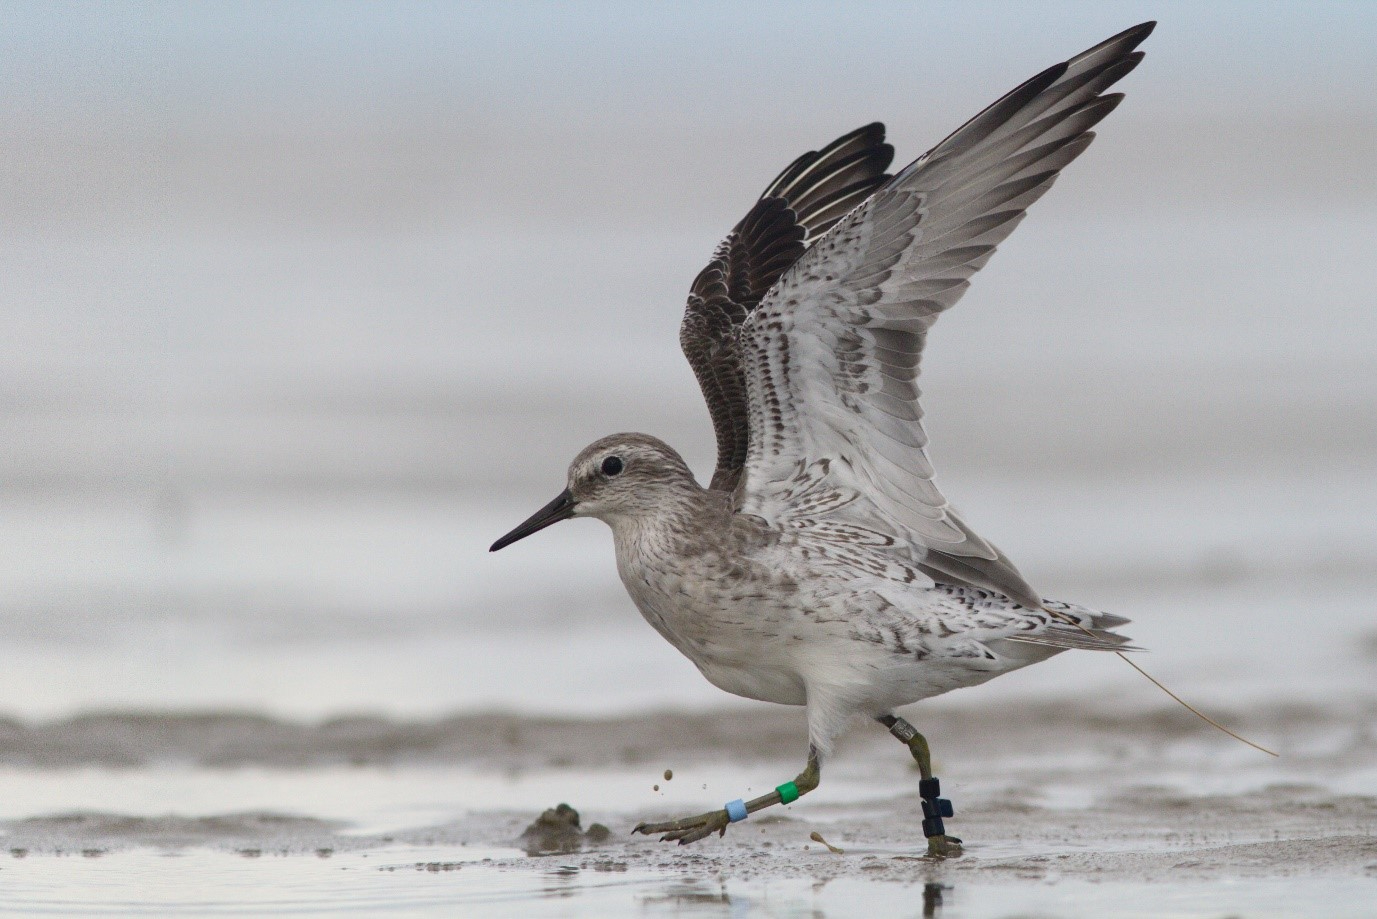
[549,434,1133,755]
[493,22,1155,849]
[683,124,894,491]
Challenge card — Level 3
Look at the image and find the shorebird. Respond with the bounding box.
[492,22,1154,856]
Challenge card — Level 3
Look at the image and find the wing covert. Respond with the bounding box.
[735,23,1155,607]
[683,125,894,491]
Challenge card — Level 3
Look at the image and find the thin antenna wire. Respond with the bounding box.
[1045,607,1278,758]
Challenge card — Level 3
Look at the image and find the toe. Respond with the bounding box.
[633,809,729,845]
[637,823,682,841]
[925,835,964,858]
[676,815,727,845]
[633,821,676,836]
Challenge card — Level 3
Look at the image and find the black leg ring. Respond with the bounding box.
[919,779,955,838]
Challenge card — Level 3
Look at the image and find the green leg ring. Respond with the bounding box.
[776,781,800,804]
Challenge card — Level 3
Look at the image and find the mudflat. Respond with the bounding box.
[0,698,1372,916]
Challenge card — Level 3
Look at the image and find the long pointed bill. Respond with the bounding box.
[489,489,577,552]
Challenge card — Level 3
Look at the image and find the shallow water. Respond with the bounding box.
[4,854,1376,919]
[0,700,1373,915]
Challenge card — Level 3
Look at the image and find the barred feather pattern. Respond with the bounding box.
[682,124,894,491]
[735,23,1154,608]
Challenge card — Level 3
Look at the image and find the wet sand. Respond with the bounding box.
[1,699,1373,915]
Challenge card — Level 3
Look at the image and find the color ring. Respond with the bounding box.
[724,799,749,822]
[776,781,800,804]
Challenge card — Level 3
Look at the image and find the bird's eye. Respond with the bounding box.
[600,455,624,477]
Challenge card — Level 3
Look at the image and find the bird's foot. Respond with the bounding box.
[918,777,961,857]
[925,833,963,858]
[633,808,732,845]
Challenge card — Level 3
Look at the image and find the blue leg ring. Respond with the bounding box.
[724,799,749,822]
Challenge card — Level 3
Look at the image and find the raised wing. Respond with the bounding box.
[682,124,894,491]
[736,23,1155,608]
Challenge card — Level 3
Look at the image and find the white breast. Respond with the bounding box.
[613,526,810,706]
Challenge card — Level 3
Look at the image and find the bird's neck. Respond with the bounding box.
[607,483,728,559]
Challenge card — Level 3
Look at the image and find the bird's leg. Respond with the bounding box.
[632,748,821,845]
[877,714,962,857]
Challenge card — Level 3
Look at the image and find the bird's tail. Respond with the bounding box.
[1004,600,1139,652]
[1038,602,1278,757]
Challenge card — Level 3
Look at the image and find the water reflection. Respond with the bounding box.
[923,881,951,918]
[2,849,1370,916]
[634,875,952,917]
[638,877,732,909]
[540,863,582,899]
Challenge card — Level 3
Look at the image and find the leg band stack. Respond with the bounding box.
[918,777,955,838]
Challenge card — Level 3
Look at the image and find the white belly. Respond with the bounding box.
[610,524,1044,715]
[618,563,809,706]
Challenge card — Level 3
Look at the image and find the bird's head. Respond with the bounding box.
[489,433,698,551]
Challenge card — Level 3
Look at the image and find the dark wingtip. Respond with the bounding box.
[1124,20,1157,48]
[1068,21,1156,71]
[1106,20,1157,53]
[1107,20,1156,43]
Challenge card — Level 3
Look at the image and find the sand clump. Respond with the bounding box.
[520,803,611,856]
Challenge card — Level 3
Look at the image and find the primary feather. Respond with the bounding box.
[673,22,1158,608]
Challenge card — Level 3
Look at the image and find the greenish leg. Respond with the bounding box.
[633,748,821,846]
[876,714,963,858]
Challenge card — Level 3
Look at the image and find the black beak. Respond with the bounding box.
[489,489,577,552]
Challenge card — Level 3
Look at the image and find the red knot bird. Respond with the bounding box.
[492,22,1155,856]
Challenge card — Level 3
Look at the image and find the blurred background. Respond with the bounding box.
[1,0,1374,723]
